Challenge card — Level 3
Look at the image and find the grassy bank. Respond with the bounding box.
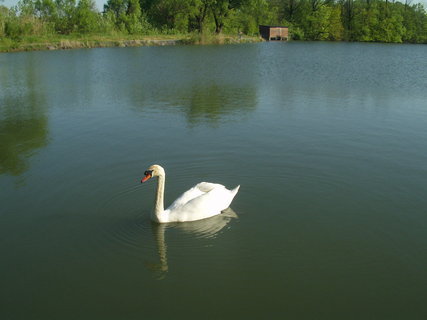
[0,33,261,53]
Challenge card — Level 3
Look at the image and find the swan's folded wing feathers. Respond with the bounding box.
[167,186,204,211]
[166,182,239,222]
[195,182,226,193]
[168,182,224,210]
[176,186,234,221]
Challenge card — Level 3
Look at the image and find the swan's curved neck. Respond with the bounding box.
[154,173,165,218]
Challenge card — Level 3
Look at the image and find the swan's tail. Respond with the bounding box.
[231,185,240,196]
[220,185,240,214]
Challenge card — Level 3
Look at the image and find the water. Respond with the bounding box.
[1,42,427,319]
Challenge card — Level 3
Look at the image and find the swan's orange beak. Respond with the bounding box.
[141,173,152,183]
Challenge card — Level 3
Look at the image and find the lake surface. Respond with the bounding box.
[1,42,427,319]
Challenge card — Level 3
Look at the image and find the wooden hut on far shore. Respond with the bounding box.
[259,25,289,41]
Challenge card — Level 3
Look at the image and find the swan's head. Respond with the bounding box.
[141,164,165,183]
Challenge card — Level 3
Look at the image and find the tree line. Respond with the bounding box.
[1,0,426,43]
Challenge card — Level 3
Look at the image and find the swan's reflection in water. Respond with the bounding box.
[146,208,238,279]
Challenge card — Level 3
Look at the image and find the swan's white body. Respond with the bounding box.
[141,165,240,223]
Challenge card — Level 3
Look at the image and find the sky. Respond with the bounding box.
[1,0,426,13]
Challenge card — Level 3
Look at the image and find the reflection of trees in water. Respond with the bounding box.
[0,60,49,176]
[183,85,257,126]
[130,83,257,126]
[0,104,48,175]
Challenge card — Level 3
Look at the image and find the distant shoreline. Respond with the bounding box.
[0,34,261,53]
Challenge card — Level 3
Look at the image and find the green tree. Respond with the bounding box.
[296,0,342,40]
[2,0,427,44]
[104,0,126,20]
[104,0,126,30]
[124,0,143,33]
[371,2,404,42]
[146,0,192,31]
[210,0,229,33]
[351,2,378,41]
[0,5,8,37]
[54,0,77,33]
[104,0,153,33]
[189,0,211,33]
[234,0,276,35]
[75,0,99,33]
[279,0,303,23]
[402,3,427,42]
[33,0,58,19]
[340,0,355,40]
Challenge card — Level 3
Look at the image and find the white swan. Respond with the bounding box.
[141,164,240,223]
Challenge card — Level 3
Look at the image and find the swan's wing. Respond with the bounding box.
[167,182,223,211]
[167,187,203,211]
[195,182,226,193]
[168,184,239,222]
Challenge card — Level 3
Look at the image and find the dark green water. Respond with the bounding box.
[1,42,427,319]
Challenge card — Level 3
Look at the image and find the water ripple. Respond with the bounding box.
[94,178,238,277]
